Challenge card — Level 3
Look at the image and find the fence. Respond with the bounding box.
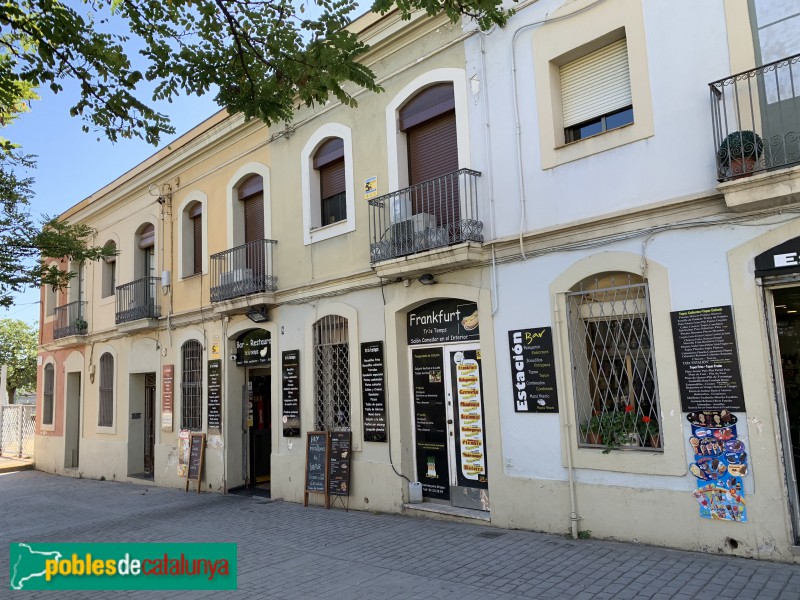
[0,405,35,458]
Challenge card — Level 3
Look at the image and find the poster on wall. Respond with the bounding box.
[207,359,222,435]
[161,365,174,432]
[687,410,748,522]
[451,349,488,488]
[361,342,387,442]
[407,299,480,345]
[671,306,745,412]
[282,350,301,437]
[177,429,190,477]
[412,348,449,500]
[507,327,559,413]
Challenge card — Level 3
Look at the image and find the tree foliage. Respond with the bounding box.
[0,318,37,402]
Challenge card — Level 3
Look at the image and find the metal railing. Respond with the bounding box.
[53,300,88,339]
[210,239,278,302]
[0,405,35,458]
[368,168,483,264]
[115,277,160,324]
[710,53,800,182]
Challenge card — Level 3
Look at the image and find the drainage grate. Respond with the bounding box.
[476,531,506,539]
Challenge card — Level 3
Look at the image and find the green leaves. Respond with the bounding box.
[0,318,37,401]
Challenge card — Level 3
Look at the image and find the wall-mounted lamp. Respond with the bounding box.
[418,273,436,286]
[246,305,270,323]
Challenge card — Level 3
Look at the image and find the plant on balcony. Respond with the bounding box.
[72,318,88,332]
[581,405,639,453]
[718,130,764,179]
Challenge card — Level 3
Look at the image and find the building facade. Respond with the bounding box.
[37,0,800,562]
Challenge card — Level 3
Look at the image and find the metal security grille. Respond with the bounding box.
[566,273,661,451]
[42,364,54,425]
[181,340,203,431]
[314,315,350,431]
[0,405,36,457]
[98,353,114,427]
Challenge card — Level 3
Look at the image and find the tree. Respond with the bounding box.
[0,318,37,402]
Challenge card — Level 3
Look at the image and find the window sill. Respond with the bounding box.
[305,218,355,245]
[97,425,116,435]
[546,120,651,169]
[557,121,636,149]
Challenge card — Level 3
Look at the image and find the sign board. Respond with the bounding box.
[755,235,800,277]
[161,365,174,431]
[282,350,301,437]
[364,175,378,199]
[328,431,352,496]
[207,359,222,435]
[412,348,449,500]
[236,329,271,366]
[177,429,190,477]
[361,342,387,442]
[186,433,206,493]
[671,306,745,412]
[407,299,480,345]
[507,327,559,413]
[304,431,330,507]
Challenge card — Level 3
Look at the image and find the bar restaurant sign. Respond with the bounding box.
[236,329,271,366]
[755,236,800,277]
[407,299,480,345]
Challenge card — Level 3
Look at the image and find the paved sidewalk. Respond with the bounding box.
[0,454,34,474]
[1,471,799,599]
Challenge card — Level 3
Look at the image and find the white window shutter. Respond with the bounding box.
[561,39,632,128]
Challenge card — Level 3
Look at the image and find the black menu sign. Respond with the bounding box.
[407,299,480,345]
[207,359,222,434]
[412,348,449,500]
[671,306,745,412]
[328,431,352,496]
[361,342,387,442]
[305,432,328,495]
[507,327,559,413]
[282,350,301,437]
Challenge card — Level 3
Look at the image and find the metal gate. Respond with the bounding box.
[0,405,36,458]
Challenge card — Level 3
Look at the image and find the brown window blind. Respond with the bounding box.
[313,138,344,169]
[192,214,202,275]
[320,159,346,199]
[400,83,455,131]
[244,194,264,243]
[237,175,263,200]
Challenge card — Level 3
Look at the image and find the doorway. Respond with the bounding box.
[64,372,81,469]
[769,286,800,541]
[144,374,156,477]
[411,343,489,510]
[248,369,271,486]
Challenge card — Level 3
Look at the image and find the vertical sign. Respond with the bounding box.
[507,327,559,413]
[282,350,301,437]
[328,431,352,496]
[304,431,329,508]
[412,348,449,500]
[161,365,174,432]
[452,349,488,488]
[361,341,387,442]
[207,359,222,435]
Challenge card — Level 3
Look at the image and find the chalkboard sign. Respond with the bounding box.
[507,327,559,413]
[282,350,301,437]
[207,360,222,434]
[328,431,352,496]
[186,433,205,493]
[361,342,387,442]
[304,431,329,507]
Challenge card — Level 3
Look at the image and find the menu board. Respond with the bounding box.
[407,299,480,345]
[507,327,559,413]
[186,433,206,493]
[282,351,301,437]
[671,306,745,412]
[451,349,487,488]
[207,359,222,434]
[304,432,329,507]
[161,365,174,431]
[328,431,352,496]
[412,348,449,500]
[361,342,387,442]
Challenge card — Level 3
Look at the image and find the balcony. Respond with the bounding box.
[710,53,800,209]
[53,301,87,340]
[368,169,484,276]
[115,277,160,327]
[210,239,277,314]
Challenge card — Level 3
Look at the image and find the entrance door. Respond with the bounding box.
[143,374,156,477]
[248,371,271,485]
[769,286,800,541]
[64,372,81,469]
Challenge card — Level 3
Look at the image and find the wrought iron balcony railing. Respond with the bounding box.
[210,239,278,303]
[53,301,88,339]
[710,53,800,182]
[368,168,483,264]
[115,277,160,324]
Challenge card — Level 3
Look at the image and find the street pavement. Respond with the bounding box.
[2,471,799,599]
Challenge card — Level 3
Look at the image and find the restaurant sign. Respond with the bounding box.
[236,329,271,366]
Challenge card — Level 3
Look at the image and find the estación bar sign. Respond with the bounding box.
[407,299,480,345]
[755,235,800,277]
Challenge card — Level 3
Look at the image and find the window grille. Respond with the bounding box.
[42,364,54,425]
[566,272,661,451]
[314,315,350,431]
[181,340,203,431]
[98,353,114,427]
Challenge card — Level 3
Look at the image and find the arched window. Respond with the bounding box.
[238,175,264,244]
[102,241,117,298]
[42,364,55,425]
[181,202,203,277]
[566,272,660,451]
[313,315,350,431]
[313,138,346,225]
[136,223,156,279]
[98,353,114,427]
[181,340,203,431]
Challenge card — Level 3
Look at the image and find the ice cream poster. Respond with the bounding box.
[687,410,748,522]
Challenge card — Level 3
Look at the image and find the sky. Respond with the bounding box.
[3,34,221,327]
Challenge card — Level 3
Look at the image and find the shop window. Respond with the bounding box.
[181,339,203,431]
[42,363,54,425]
[98,352,114,427]
[313,315,350,431]
[566,272,661,451]
[313,138,346,226]
[561,37,633,143]
[102,241,117,298]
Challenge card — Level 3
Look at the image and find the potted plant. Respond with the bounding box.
[581,406,639,453]
[718,130,763,179]
[638,415,660,448]
[580,413,604,446]
[72,318,88,333]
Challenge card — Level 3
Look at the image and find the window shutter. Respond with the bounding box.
[192,215,202,275]
[320,159,346,199]
[243,194,264,243]
[560,38,631,128]
[407,112,459,185]
[138,224,155,249]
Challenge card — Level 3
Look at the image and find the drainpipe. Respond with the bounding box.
[564,421,580,539]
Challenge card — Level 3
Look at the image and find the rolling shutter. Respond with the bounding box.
[192,214,202,275]
[320,159,345,199]
[561,38,631,128]
[244,194,264,243]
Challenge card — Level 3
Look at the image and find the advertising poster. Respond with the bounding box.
[412,348,449,500]
[451,349,487,488]
[161,365,174,432]
[177,429,190,477]
[507,327,559,413]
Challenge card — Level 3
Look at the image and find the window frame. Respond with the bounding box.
[41,362,55,428]
[102,241,117,299]
[181,339,204,431]
[98,352,115,428]
[313,315,351,432]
